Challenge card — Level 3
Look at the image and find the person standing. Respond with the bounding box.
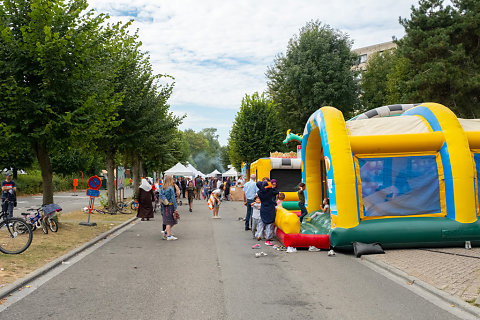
[243,174,258,231]
[186,180,195,212]
[194,176,203,200]
[224,178,231,201]
[137,179,154,221]
[1,172,16,218]
[255,178,279,244]
[298,183,308,222]
[160,176,179,241]
[181,177,187,198]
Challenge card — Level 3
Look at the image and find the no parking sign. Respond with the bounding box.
[81,176,102,227]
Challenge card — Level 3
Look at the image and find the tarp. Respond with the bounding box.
[185,163,202,177]
[222,167,239,178]
[207,169,221,177]
[164,162,194,177]
[347,116,430,136]
[458,118,480,132]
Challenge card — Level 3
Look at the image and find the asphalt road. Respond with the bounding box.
[0,199,468,320]
[13,188,134,216]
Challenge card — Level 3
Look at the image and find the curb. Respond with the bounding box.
[361,255,480,319]
[0,216,138,300]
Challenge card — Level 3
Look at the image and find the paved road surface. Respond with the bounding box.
[14,188,134,216]
[0,200,469,319]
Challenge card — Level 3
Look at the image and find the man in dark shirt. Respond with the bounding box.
[2,172,17,218]
[194,176,203,200]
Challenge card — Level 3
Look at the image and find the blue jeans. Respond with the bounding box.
[299,202,308,222]
[245,199,254,229]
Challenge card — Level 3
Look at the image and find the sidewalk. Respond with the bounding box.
[365,247,480,306]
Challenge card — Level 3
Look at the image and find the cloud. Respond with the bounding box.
[89,0,419,145]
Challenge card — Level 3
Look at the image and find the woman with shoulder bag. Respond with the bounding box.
[159,175,179,241]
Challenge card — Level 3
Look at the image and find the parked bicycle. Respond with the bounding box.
[118,198,138,212]
[0,200,33,254]
[21,203,61,234]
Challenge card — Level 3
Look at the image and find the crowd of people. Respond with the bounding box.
[136,174,237,240]
[135,172,330,245]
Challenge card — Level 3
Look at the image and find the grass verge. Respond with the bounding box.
[0,209,135,288]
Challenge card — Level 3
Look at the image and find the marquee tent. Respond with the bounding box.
[222,167,239,178]
[207,169,221,177]
[164,162,194,177]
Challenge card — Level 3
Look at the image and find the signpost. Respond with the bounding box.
[72,178,79,196]
[80,175,102,227]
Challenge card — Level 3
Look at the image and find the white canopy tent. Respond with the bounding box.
[222,167,239,178]
[207,169,221,177]
[186,163,205,178]
[164,162,194,177]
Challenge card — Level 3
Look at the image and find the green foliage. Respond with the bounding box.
[266,20,360,132]
[360,49,398,111]
[183,128,224,174]
[51,147,104,176]
[15,170,77,195]
[229,92,284,169]
[390,0,480,117]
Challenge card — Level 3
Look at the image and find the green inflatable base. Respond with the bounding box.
[300,211,331,235]
[330,217,480,250]
[282,201,300,211]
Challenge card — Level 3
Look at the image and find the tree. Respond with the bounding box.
[183,128,224,174]
[229,93,284,169]
[0,0,122,204]
[266,20,359,132]
[392,0,480,117]
[360,49,398,111]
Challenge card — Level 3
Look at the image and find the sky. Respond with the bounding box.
[89,0,419,145]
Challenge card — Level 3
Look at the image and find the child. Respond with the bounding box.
[308,198,330,221]
[277,193,285,207]
[251,196,261,239]
[298,183,308,222]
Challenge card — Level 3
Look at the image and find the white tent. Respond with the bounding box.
[207,169,221,177]
[186,163,205,178]
[222,167,239,178]
[164,162,194,177]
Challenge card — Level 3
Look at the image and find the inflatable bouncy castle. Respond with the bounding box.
[276,102,480,249]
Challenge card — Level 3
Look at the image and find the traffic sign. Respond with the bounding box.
[87,175,102,190]
[86,189,100,197]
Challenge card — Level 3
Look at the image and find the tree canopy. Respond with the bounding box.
[228,93,284,170]
[266,20,359,132]
[361,0,480,117]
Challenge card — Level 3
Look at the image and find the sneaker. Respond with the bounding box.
[308,246,321,252]
[167,236,178,241]
[328,249,336,256]
[161,231,167,240]
[252,244,261,249]
[265,241,273,246]
[286,246,297,253]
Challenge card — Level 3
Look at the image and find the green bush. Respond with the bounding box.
[15,171,81,195]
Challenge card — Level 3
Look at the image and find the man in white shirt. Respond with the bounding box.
[242,174,259,231]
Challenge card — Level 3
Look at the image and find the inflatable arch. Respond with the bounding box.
[298,102,480,249]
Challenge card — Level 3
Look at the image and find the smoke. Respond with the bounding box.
[193,151,225,173]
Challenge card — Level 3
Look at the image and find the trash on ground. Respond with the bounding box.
[255,252,268,258]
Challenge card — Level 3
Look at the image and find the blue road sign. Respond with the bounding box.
[86,189,100,197]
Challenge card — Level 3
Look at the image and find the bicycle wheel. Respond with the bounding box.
[40,219,48,234]
[47,217,58,232]
[131,201,138,211]
[0,218,33,254]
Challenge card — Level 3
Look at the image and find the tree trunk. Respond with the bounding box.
[32,141,54,205]
[106,151,116,209]
[131,156,141,198]
[12,167,18,180]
